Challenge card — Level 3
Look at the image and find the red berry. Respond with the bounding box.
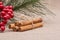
[0,5,4,9]
[1,11,6,16]
[2,20,7,24]
[0,15,2,18]
[3,14,11,20]
[9,6,13,9]
[0,2,3,5]
[3,15,8,20]
[8,11,12,15]
[0,13,1,17]
[3,8,10,12]
[0,26,5,32]
[5,6,13,9]
[5,6,9,9]
[8,11,14,18]
[9,9,13,13]
[0,22,5,26]
[7,14,11,19]
[10,14,14,18]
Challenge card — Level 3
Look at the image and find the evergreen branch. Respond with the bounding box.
[0,0,55,16]
[38,2,55,15]
[13,0,39,11]
[25,7,46,15]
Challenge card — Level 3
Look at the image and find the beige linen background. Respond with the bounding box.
[0,0,60,40]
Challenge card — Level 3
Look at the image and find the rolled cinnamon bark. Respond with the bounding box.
[9,23,15,29]
[19,22,43,31]
[15,18,42,26]
[13,26,19,31]
[15,21,21,26]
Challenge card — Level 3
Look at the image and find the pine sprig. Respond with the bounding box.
[0,0,55,22]
[0,0,54,16]
[13,0,39,11]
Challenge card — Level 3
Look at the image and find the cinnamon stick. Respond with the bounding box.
[19,22,43,31]
[15,18,42,26]
[13,26,19,31]
[9,23,15,29]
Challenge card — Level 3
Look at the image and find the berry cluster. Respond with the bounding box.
[0,2,14,32]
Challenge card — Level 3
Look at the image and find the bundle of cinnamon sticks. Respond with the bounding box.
[9,18,43,32]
